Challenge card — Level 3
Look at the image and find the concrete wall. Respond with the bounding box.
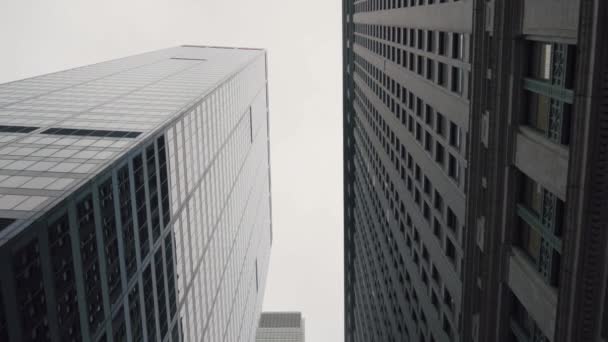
[523,0,580,41]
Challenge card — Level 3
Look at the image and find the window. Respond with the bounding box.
[528,42,552,81]
[426,58,435,80]
[446,238,456,264]
[521,176,543,216]
[510,292,550,341]
[526,92,551,134]
[435,142,445,164]
[418,55,425,76]
[427,31,434,52]
[425,131,432,152]
[438,62,447,87]
[451,33,463,60]
[449,122,460,149]
[410,29,415,48]
[416,98,423,117]
[451,66,462,93]
[448,154,459,181]
[517,219,542,265]
[423,176,431,195]
[409,52,416,71]
[0,125,39,133]
[447,207,458,233]
[434,218,442,239]
[425,105,434,125]
[516,175,563,286]
[436,112,445,136]
[434,191,444,212]
[42,127,141,138]
[438,31,447,56]
[417,29,424,49]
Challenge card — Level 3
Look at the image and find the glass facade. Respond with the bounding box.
[0,46,272,342]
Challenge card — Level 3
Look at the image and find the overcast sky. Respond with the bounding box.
[0,1,343,341]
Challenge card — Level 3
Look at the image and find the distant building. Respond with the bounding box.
[256,312,305,342]
[0,46,272,342]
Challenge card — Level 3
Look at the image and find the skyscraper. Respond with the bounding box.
[0,46,272,342]
[462,1,608,342]
[342,0,472,341]
[255,312,305,342]
[344,0,608,341]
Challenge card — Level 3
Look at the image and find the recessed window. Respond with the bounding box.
[448,154,459,181]
[527,42,552,81]
[438,62,447,87]
[426,58,435,80]
[452,33,463,60]
[446,239,456,264]
[449,122,460,149]
[438,32,447,56]
[435,142,445,164]
[451,66,462,93]
[436,112,445,136]
[427,31,434,52]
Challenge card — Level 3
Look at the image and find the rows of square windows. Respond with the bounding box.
[353,53,465,188]
[353,0,460,13]
[354,24,465,62]
[353,24,469,98]
[345,41,466,340]
[350,165,455,342]
[352,124,460,305]
[350,113,455,331]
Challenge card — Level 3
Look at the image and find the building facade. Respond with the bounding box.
[255,312,305,342]
[0,46,272,342]
[343,0,472,341]
[462,0,608,342]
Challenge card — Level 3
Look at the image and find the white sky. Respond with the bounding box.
[0,1,344,341]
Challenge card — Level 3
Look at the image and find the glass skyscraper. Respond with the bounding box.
[0,46,272,342]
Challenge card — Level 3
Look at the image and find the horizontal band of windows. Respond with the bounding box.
[41,128,142,139]
[0,125,39,133]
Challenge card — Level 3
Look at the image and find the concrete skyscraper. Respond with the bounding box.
[255,312,305,342]
[462,1,608,342]
[343,0,608,342]
[342,0,472,341]
[0,46,272,342]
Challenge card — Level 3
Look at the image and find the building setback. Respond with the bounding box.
[462,0,608,342]
[343,0,472,341]
[255,312,305,342]
[0,46,272,342]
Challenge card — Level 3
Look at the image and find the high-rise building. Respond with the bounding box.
[255,312,305,342]
[0,46,272,342]
[462,1,608,342]
[342,0,472,341]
